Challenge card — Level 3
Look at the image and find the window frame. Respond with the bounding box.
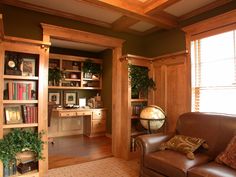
[182,9,236,112]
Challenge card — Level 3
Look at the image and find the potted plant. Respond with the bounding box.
[0,129,44,176]
[82,59,102,79]
[128,64,156,99]
[48,68,62,86]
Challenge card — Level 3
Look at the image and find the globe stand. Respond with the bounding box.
[139,118,165,134]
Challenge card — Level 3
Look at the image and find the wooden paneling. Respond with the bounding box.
[153,52,189,132]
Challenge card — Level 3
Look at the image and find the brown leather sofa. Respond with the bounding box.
[136,112,236,177]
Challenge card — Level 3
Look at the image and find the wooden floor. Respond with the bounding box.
[48,135,112,169]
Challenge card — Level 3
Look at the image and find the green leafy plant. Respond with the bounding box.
[128,64,156,98]
[48,68,62,84]
[82,59,101,75]
[0,129,44,167]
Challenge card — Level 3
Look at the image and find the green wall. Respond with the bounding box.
[143,28,185,57]
[100,49,113,134]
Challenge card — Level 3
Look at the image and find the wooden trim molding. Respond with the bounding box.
[3,36,51,48]
[182,9,236,36]
[41,23,124,48]
[152,50,188,61]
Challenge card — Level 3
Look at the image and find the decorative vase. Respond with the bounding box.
[3,159,17,177]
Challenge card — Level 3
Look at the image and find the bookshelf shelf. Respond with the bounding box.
[64,69,81,73]
[83,78,100,81]
[3,123,38,129]
[131,99,148,102]
[3,75,39,80]
[48,86,101,90]
[64,78,81,81]
[3,100,38,104]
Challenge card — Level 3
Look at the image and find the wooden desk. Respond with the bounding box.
[49,108,106,137]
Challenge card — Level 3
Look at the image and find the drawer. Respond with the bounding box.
[59,112,77,117]
[93,110,106,120]
[77,111,92,116]
[92,119,106,133]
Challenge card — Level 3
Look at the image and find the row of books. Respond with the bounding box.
[21,105,38,123]
[7,81,35,100]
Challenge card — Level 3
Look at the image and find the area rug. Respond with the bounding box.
[45,157,139,177]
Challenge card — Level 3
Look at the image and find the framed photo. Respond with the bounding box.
[64,91,77,105]
[5,105,23,124]
[49,92,61,105]
[22,58,35,76]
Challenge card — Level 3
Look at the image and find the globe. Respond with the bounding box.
[140,105,166,131]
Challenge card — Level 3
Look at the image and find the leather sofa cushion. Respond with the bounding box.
[188,162,236,177]
[145,150,210,177]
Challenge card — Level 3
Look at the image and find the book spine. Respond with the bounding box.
[8,81,13,100]
[28,83,32,100]
[26,106,31,123]
[21,105,27,123]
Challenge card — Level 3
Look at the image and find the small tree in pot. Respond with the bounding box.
[128,64,156,99]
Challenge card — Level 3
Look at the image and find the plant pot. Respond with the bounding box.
[84,72,92,79]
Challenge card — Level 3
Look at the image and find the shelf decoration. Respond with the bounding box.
[48,68,62,86]
[82,59,102,79]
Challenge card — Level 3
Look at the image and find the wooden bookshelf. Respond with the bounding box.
[0,35,48,177]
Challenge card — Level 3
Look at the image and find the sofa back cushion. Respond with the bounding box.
[176,112,236,158]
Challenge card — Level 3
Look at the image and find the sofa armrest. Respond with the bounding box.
[136,132,175,155]
[136,132,175,172]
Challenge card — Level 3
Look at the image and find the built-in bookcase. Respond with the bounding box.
[0,37,48,177]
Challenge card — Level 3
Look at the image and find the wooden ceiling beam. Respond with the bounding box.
[179,0,232,21]
[144,0,181,14]
[81,0,177,29]
[112,16,139,32]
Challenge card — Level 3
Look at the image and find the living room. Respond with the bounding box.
[0,0,236,177]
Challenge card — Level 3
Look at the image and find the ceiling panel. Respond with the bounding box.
[19,0,123,23]
[51,38,107,52]
[129,21,155,32]
[164,0,216,17]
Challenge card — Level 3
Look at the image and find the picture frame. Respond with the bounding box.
[64,91,77,105]
[48,91,61,105]
[5,105,23,124]
[22,58,35,76]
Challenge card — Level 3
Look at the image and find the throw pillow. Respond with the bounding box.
[159,135,208,160]
[215,135,236,169]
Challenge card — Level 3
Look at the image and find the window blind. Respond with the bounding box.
[191,30,236,114]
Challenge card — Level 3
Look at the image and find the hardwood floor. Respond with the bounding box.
[48,135,112,169]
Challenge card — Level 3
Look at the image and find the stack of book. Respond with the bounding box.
[21,105,38,123]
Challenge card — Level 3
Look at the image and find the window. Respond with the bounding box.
[191,30,236,114]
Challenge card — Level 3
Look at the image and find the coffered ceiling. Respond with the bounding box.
[1,0,233,35]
